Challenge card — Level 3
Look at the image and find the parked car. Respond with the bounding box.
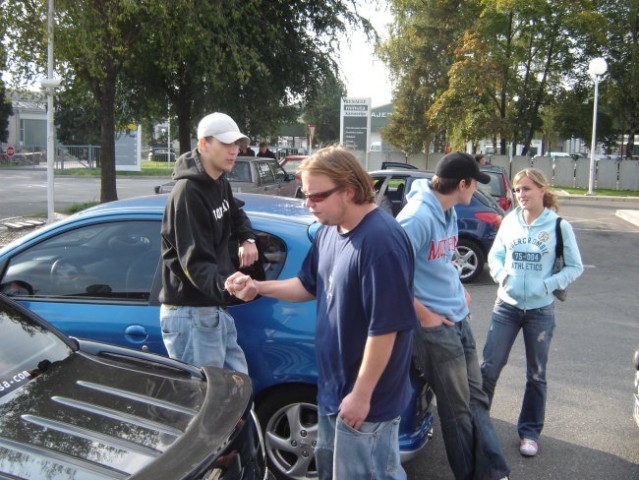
[370,169,504,283]
[276,147,307,161]
[479,164,514,212]
[633,347,639,427]
[154,156,300,197]
[0,193,434,480]
[148,147,176,163]
[0,292,269,479]
[279,155,308,180]
[381,161,418,170]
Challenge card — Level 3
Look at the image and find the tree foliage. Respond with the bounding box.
[2,0,367,202]
[380,0,622,156]
[55,81,101,145]
[598,0,639,157]
[0,15,11,144]
[123,0,365,153]
[303,72,346,146]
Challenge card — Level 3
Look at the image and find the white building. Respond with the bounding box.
[5,91,48,153]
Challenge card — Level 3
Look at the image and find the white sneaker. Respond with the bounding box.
[519,438,539,456]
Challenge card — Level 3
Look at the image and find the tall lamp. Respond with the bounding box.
[41,0,61,224]
[587,57,607,195]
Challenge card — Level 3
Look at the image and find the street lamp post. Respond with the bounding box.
[167,102,171,166]
[510,95,519,164]
[41,0,61,224]
[587,57,607,195]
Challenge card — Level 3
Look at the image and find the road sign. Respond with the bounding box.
[6,146,15,157]
[308,124,316,155]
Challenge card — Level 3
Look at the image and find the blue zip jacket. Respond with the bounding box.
[397,179,469,322]
[488,206,584,310]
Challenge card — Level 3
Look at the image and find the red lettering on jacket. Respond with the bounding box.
[427,236,457,260]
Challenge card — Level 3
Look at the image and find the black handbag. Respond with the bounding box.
[552,217,567,301]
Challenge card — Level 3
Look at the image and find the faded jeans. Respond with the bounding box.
[160,304,248,373]
[481,299,555,441]
[316,414,405,480]
[412,317,510,480]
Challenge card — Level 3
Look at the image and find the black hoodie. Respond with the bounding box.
[159,148,255,306]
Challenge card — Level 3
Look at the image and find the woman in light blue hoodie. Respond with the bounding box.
[481,168,583,458]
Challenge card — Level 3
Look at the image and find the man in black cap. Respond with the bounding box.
[396,151,510,480]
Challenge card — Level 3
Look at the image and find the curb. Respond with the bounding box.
[554,191,639,202]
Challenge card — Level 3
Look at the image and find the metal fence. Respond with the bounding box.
[367,151,639,191]
[0,144,102,169]
[56,145,102,169]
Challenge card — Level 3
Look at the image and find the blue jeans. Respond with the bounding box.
[412,317,509,480]
[481,299,555,441]
[316,414,405,480]
[160,305,248,373]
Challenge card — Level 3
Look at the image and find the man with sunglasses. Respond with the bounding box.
[226,145,418,480]
[159,112,258,374]
[396,151,510,480]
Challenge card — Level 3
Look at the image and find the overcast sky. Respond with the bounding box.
[337,3,394,107]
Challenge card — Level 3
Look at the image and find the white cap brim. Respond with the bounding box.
[214,131,250,144]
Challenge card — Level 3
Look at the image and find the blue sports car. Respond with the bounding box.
[0,193,433,480]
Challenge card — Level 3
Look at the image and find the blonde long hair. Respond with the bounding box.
[513,168,559,212]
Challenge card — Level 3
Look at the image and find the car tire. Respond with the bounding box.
[454,238,485,283]
[256,385,318,480]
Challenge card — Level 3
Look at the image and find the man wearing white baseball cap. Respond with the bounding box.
[159,112,259,373]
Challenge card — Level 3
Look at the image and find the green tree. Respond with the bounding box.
[381,0,602,155]
[4,0,367,203]
[426,30,505,151]
[303,72,346,146]
[0,21,12,144]
[55,81,100,145]
[598,0,639,158]
[379,0,482,154]
[125,0,365,154]
[3,0,163,202]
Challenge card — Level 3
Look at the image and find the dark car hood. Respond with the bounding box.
[0,351,252,479]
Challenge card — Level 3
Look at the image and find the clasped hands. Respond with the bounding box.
[225,272,259,301]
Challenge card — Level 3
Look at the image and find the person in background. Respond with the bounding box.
[226,145,417,480]
[397,151,510,480]
[481,167,583,458]
[159,112,259,373]
[257,142,276,159]
[475,154,489,165]
[238,139,255,157]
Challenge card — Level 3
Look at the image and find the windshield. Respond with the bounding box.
[227,161,251,182]
[0,298,71,401]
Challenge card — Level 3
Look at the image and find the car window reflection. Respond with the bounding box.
[0,301,70,399]
[1,221,160,302]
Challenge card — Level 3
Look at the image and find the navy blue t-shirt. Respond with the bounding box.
[298,208,418,422]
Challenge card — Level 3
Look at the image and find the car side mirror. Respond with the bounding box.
[286,173,296,181]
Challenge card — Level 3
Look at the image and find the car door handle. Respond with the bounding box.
[124,324,149,343]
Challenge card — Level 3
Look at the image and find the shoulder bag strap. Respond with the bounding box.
[555,217,564,258]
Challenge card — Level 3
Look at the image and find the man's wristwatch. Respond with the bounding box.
[244,238,256,244]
